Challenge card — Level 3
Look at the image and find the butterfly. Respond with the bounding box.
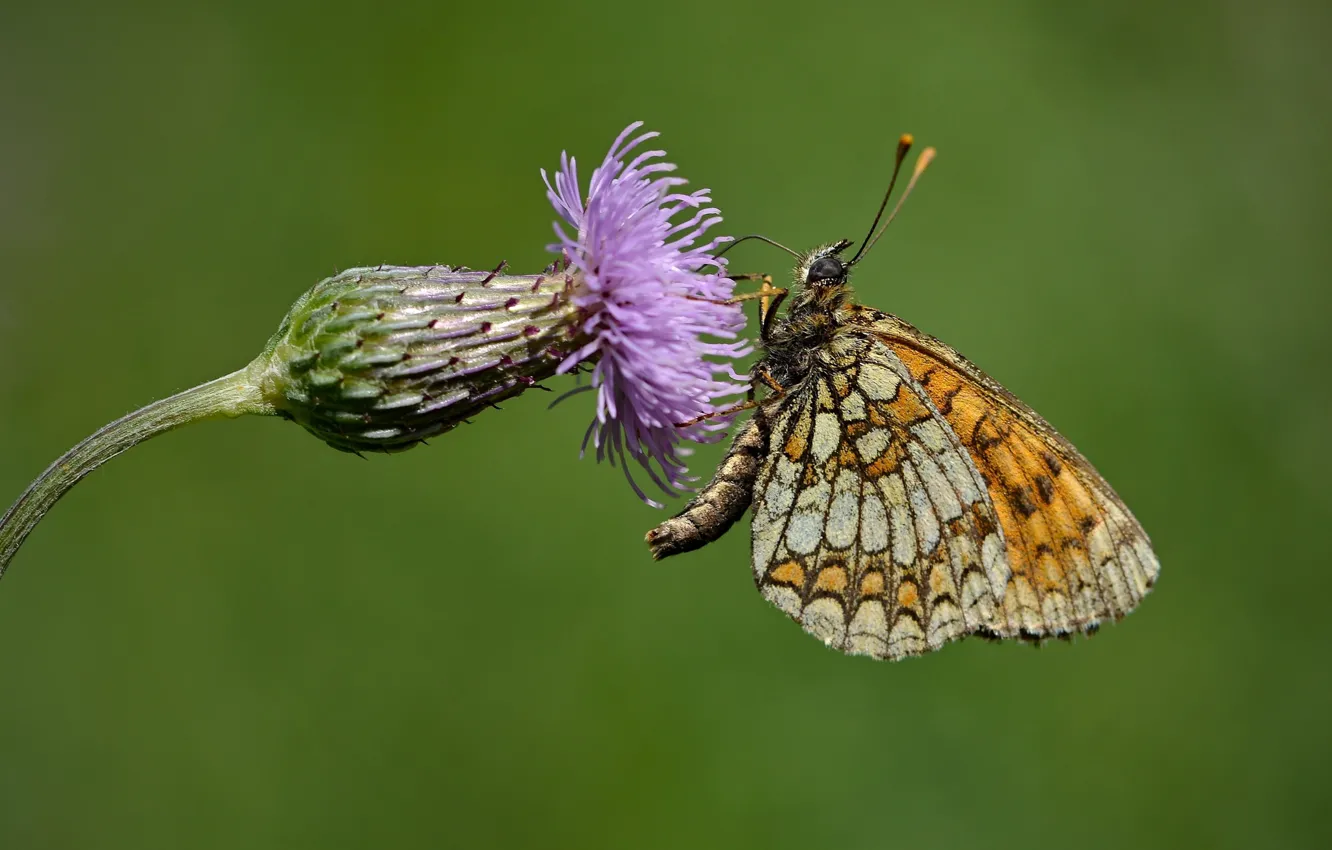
[646,136,1159,660]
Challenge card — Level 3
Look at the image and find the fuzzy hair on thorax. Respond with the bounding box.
[760,241,857,389]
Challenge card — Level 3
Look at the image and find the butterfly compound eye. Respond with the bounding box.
[806,256,845,284]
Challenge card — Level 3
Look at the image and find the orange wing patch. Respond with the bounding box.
[874,317,1159,634]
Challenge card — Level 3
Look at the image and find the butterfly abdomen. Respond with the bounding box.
[646,416,769,561]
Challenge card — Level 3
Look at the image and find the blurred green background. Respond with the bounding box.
[2,0,1329,847]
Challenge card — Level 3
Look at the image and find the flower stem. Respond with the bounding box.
[0,364,273,579]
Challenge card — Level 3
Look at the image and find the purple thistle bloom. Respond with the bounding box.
[543,122,752,507]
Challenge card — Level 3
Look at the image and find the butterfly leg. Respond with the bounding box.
[646,414,769,560]
[674,369,785,428]
[754,367,784,394]
[684,276,787,306]
[675,399,759,428]
[684,274,789,344]
[759,294,789,344]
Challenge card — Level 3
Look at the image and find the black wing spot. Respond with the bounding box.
[1033,473,1056,504]
[1041,450,1063,476]
[1011,486,1038,518]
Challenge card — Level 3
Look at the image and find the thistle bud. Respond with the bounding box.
[258,264,578,454]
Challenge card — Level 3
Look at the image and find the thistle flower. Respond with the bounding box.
[0,123,751,578]
[545,122,750,505]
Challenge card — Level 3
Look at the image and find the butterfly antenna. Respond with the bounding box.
[852,142,937,266]
[847,134,914,266]
[716,234,802,260]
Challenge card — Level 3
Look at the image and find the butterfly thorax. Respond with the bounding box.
[760,247,856,389]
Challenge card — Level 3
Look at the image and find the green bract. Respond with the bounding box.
[260,264,578,454]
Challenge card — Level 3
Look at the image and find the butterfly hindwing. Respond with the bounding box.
[750,331,1013,659]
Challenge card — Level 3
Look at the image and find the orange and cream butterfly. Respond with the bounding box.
[646,136,1159,660]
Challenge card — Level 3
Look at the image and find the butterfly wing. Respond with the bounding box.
[750,331,1013,659]
[750,321,1158,659]
[860,309,1160,635]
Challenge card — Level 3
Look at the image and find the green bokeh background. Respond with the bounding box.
[2,1,1329,847]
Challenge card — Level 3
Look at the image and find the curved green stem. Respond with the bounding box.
[0,365,273,580]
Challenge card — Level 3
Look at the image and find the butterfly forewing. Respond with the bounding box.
[861,309,1160,631]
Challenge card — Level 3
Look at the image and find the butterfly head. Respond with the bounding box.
[781,239,856,326]
[799,239,853,289]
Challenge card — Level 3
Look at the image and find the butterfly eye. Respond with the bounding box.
[806,256,845,284]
